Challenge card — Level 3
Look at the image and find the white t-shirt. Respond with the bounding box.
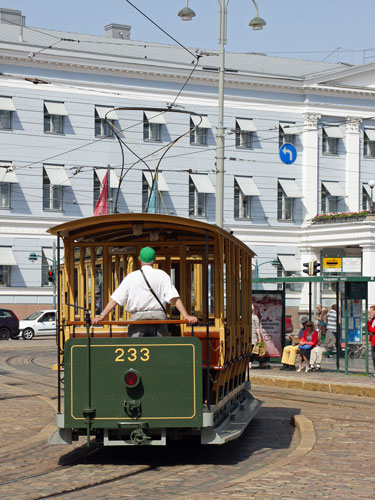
[111,266,179,314]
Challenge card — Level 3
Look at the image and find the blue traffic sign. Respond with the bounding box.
[279,143,297,165]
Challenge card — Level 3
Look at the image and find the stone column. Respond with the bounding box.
[345,118,361,212]
[302,114,320,222]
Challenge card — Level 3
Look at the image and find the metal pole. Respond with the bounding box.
[205,230,211,411]
[107,164,111,214]
[57,233,61,414]
[336,281,340,372]
[308,281,312,320]
[215,0,228,228]
[52,240,56,310]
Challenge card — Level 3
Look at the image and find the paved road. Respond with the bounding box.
[1,339,374,499]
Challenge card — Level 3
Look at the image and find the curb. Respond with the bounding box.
[250,375,375,398]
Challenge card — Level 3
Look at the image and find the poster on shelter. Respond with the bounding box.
[252,291,283,357]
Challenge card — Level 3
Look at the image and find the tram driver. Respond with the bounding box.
[91,246,198,336]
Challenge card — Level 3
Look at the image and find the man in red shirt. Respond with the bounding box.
[366,305,375,377]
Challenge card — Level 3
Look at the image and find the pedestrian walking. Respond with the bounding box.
[366,305,375,377]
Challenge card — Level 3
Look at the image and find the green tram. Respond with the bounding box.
[48,214,260,446]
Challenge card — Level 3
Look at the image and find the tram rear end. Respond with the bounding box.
[48,214,260,447]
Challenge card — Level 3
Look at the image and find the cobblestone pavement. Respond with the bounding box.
[1,339,375,499]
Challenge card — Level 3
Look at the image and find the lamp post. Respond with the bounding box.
[253,258,279,290]
[178,0,266,228]
[368,179,375,214]
[29,241,56,309]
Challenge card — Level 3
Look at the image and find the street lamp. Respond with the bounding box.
[29,241,57,309]
[178,0,266,227]
[368,179,375,214]
[253,258,279,289]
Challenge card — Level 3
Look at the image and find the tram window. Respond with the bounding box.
[189,177,206,217]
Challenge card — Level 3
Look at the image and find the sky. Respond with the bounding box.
[2,0,375,65]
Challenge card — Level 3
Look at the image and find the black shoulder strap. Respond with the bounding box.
[140,268,167,316]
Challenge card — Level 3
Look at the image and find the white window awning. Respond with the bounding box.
[277,254,299,272]
[322,181,346,197]
[365,129,375,141]
[278,179,303,198]
[43,247,64,263]
[190,174,215,193]
[280,122,299,135]
[236,119,257,132]
[144,111,166,125]
[191,115,211,129]
[44,101,68,116]
[0,247,17,265]
[44,165,71,186]
[95,106,118,120]
[0,96,15,111]
[0,165,18,183]
[235,176,261,196]
[143,171,169,191]
[323,126,343,139]
[95,168,120,189]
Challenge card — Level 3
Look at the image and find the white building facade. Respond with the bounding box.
[0,8,375,318]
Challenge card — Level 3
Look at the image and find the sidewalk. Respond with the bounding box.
[250,358,375,398]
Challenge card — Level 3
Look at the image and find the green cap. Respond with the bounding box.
[139,247,155,263]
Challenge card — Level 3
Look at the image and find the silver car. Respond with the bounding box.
[19,310,56,340]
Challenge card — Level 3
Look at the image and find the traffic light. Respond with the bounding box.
[303,262,310,275]
[48,269,54,283]
[312,261,320,276]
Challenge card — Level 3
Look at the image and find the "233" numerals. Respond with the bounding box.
[115,347,150,362]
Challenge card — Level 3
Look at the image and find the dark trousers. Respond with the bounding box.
[371,345,375,372]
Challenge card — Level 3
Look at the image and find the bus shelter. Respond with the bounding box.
[253,276,375,375]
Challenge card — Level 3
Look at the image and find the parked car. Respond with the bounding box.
[19,310,56,340]
[0,308,20,340]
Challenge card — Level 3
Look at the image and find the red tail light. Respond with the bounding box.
[124,369,140,388]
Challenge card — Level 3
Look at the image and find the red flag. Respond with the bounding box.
[94,172,108,216]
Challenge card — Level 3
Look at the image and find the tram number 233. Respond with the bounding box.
[115,347,150,363]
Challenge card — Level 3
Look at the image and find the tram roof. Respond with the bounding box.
[47,214,255,257]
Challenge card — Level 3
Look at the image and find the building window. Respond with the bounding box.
[44,102,66,134]
[321,184,337,214]
[277,182,294,221]
[279,122,297,148]
[189,176,206,217]
[364,130,375,158]
[190,118,207,145]
[322,130,338,155]
[93,171,114,211]
[277,268,302,292]
[142,173,161,213]
[0,110,11,130]
[95,109,114,137]
[363,185,372,211]
[234,179,251,219]
[0,182,10,208]
[0,97,15,130]
[0,265,10,286]
[43,168,63,211]
[235,119,255,149]
[143,113,161,142]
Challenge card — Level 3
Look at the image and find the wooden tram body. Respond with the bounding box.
[48,214,260,446]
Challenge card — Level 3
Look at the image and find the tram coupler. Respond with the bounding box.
[82,407,96,447]
[117,421,151,445]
